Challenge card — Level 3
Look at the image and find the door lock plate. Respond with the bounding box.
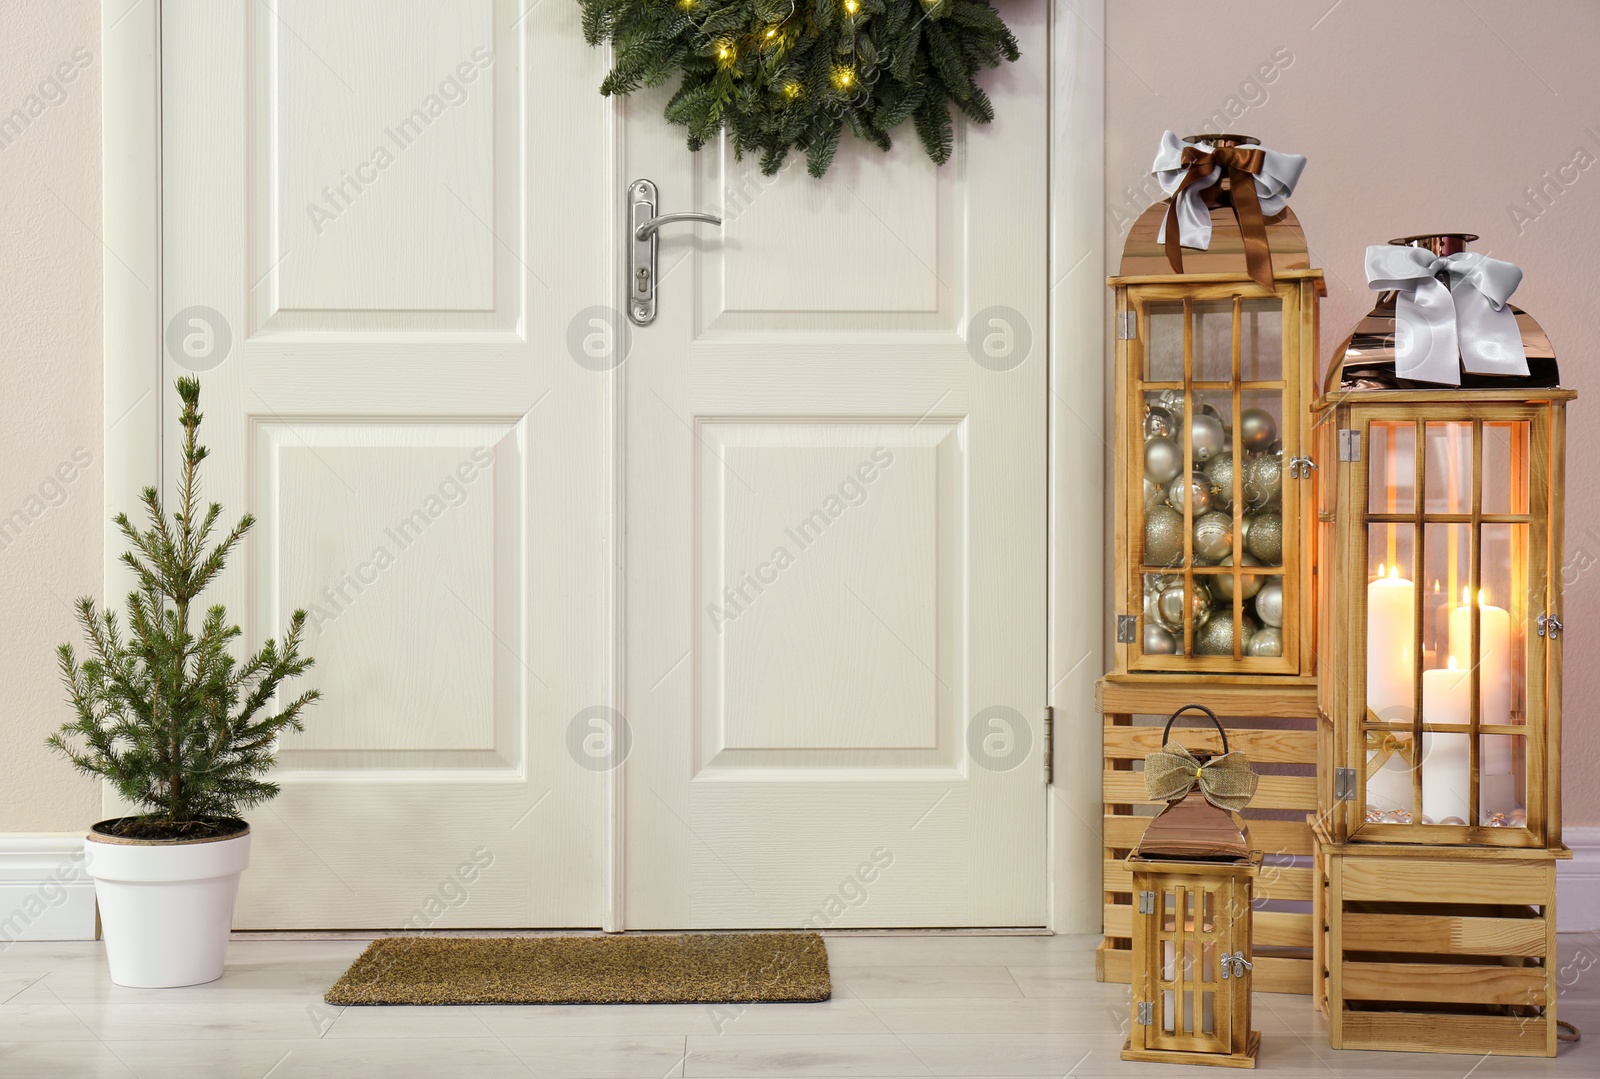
[629,180,659,326]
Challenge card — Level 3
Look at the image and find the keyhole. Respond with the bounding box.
[635,267,650,294]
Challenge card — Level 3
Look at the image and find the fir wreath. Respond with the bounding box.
[580,0,1020,177]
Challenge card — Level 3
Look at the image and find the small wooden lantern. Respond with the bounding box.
[1124,706,1261,1068]
[1111,135,1324,677]
[1313,233,1572,847]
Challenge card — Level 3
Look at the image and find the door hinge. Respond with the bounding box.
[1138,889,1157,915]
[1288,455,1317,479]
[1220,951,1253,979]
[1117,311,1137,340]
[1137,1001,1153,1026]
[1116,614,1138,644]
[1538,613,1564,639]
[1043,705,1054,786]
[1334,767,1357,802]
[1338,429,1361,462]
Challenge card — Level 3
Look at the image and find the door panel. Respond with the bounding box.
[622,2,1049,928]
[160,0,610,927]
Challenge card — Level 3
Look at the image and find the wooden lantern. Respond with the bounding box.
[1124,855,1262,1068]
[1310,233,1572,1057]
[1111,135,1324,678]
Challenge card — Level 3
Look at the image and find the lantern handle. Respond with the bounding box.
[1161,704,1229,756]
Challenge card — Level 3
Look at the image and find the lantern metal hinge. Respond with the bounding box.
[1538,613,1564,639]
[1288,455,1317,479]
[1338,429,1361,462]
[1136,1001,1153,1026]
[1334,767,1357,802]
[1043,705,1054,786]
[1117,312,1137,340]
[1117,615,1138,643]
[1138,890,1157,915]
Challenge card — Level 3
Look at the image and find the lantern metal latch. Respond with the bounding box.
[1138,890,1157,915]
[1338,429,1361,462]
[1538,613,1564,639]
[1136,1001,1154,1026]
[1220,951,1253,979]
[1334,767,1357,802]
[1117,615,1138,643]
[1288,455,1317,479]
[1117,312,1137,340]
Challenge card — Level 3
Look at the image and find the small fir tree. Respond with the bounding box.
[48,377,319,838]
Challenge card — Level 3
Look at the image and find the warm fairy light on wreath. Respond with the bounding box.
[831,65,855,91]
[780,80,802,100]
[716,40,735,64]
[843,0,860,13]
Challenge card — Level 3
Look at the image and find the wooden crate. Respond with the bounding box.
[1313,827,1562,1057]
[1098,678,1319,996]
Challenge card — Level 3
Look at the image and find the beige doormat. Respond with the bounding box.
[325,932,831,1005]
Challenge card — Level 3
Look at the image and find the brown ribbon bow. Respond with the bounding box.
[1365,730,1417,772]
[1143,741,1260,813]
[1163,144,1274,289]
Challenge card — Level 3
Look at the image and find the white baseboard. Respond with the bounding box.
[1559,825,1600,932]
[0,833,96,945]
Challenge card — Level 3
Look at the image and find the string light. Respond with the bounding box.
[781,80,802,100]
[716,40,735,63]
[843,0,859,13]
[831,65,855,91]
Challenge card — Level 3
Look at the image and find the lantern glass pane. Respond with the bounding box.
[1146,303,1184,382]
[1201,990,1216,1035]
[1424,421,1473,514]
[1367,421,1415,516]
[1423,522,1473,670]
[1141,390,1190,571]
[1163,989,1176,1032]
[1479,732,1526,827]
[1364,521,1418,727]
[1483,421,1531,515]
[1477,523,1526,725]
[1194,301,1234,382]
[1239,298,1283,381]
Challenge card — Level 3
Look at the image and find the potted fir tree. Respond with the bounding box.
[47,377,319,988]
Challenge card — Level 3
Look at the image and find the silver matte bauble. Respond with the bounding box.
[1192,510,1234,563]
[1166,471,1214,516]
[1189,413,1226,463]
[1143,405,1175,440]
[1205,453,1236,511]
[1239,407,1278,453]
[1243,450,1284,510]
[1213,552,1263,601]
[1244,511,1283,565]
[1198,401,1224,422]
[1157,580,1212,631]
[1143,622,1179,655]
[1254,579,1284,627]
[1143,504,1185,567]
[1195,611,1254,656]
[1245,626,1283,657]
[1144,437,1183,485]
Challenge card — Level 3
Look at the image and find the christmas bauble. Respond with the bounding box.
[1157,580,1212,631]
[1143,478,1162,507]
[1239,408,1278,453]
[1245,626,1283,657]
[1155,389,1187,416]
[1143,505,1185,567]
[1189,413,1226,463]
[1254,580,1284,627]
[1244,511,1283,565]
[1192,510,1233,563]
[1198,400,1224,422]
[1205,453,1236,512]
[1195,611,1252,656]
[1166,471,1213,516]
[1143,622,1179,655]
[1144,405,1175,440]
[1144,437,1182,485]
[1243,450,1284,510]
[1213,552,1263,601]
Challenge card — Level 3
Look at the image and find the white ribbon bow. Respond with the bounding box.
[1151,131,1307,250]
[1364,246,1530,385]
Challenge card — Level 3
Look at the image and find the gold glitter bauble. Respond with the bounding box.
[1205,453,1236,512]
[1244,450,1284,510]
[1195,610,1254,656]
[1244,511,1283,565]
[1143,504,1185,567]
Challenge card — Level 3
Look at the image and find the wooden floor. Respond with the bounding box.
[0,932,1594,1077]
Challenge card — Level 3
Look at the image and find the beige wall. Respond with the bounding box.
[2,2,1596,832]
[1106,0,1600,825]
[0,0,103,832]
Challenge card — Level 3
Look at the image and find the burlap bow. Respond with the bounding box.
[1152,131,1306,290]
[1144,741,1259,812]
[1365,729,1417,772]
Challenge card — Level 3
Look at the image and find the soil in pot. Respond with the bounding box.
[91,816,249,843]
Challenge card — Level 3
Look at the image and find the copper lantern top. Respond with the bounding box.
[1324,233,1560,393]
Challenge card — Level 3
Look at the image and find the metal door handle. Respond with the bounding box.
[628,179,721,326]
[634,211,722,242]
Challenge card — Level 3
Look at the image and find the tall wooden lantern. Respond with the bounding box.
[1311,233,1572,1057]
[1111,135,1324,677]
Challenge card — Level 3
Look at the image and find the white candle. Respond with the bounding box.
[1422,661,1472,824]
[1367,564,1416,723]
[1448,589,1513,741]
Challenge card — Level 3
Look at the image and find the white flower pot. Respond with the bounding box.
[85,823,251,988]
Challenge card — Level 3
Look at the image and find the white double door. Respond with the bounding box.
[157,0,1047,929]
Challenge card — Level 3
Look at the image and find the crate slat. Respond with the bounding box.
[1102,724,1318,763]
[1338,858,1552,905]
[1341,961,1547,1006]
[1334,1012,1550,1057]
[1102,814,1313,855]
[1103,771,1318,811]
[1098,943,1312,995]
[1339,912,1546,957]
[1104,903,1312,948]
